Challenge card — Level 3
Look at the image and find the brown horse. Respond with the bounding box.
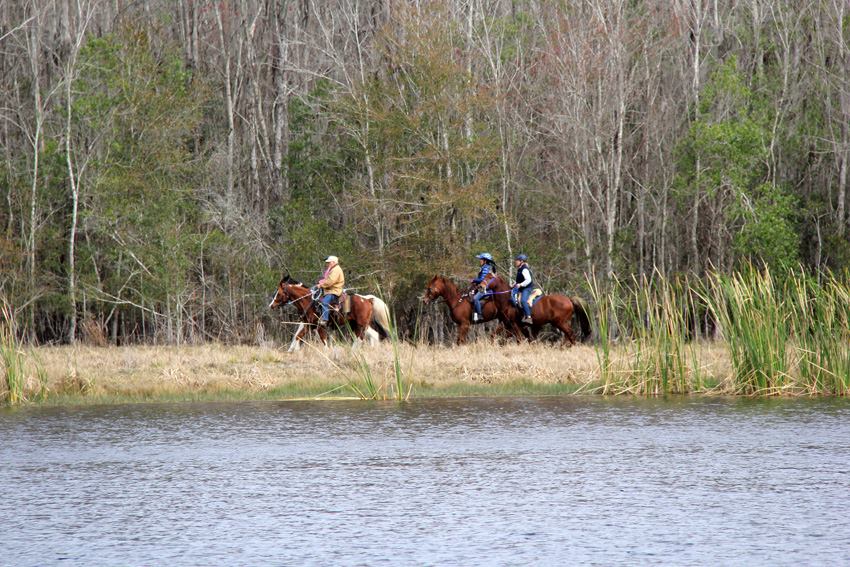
[422,274,522,345]
[269,275,388,351]
[495,281,592,346]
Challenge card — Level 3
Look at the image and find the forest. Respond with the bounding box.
[0,0,848,345]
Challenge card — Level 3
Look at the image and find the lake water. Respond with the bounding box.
[2,397,849,566]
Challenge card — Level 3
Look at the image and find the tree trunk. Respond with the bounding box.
[214,4,236,214]
[272,0,290,202]
[27,14,43,341]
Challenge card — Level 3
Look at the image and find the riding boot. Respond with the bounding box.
[522,315,533,324]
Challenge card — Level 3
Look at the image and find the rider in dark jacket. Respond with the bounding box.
[471,252,496,323]
[512,254,535,324]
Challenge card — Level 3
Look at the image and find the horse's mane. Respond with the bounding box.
[281,274,306,287]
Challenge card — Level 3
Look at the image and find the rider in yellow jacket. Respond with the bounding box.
[317,255,345,326]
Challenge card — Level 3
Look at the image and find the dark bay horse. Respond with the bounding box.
[500,283,592,346]
[422,275,522,345]
[269,275,390,351]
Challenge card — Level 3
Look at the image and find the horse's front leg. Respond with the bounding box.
[457,323,470,345]
[288,322,307,352]
[510,321,525,343]
[489,323,503,343]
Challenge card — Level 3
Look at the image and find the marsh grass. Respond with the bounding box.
[1,303,25,404]
[588,272,707,395]
[341,298,412,401]
[587,272,616,389]
[10,267,849,404]
[27,342,605,404]
[1,302,48,404]
[619,273,703,394]
[586,267,850,396]
[705,268,792,394]
[789,272,850,395]
[387,306,412,401]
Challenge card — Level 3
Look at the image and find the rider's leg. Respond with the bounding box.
[520,288,533,318]
[319,294,337,323]
[473,290,485,321]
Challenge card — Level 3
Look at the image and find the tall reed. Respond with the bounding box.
[588,272,706,395]
[1,302,26,404]
[619,272,704,394]
[386,306,412,401]
[586,272,617,391]
[342,290,411,401]
[706,268,790,395]
[788,271,850,395]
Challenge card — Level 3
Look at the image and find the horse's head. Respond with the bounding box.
[269,277,289,309]
[269,274,307,309]
[423,275,445,304]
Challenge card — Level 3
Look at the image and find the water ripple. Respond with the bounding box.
[1,397,849,565]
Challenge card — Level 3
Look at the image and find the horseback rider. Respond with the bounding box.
[512,253,535,324]
[470,252,496,323]
[315,255,345,327]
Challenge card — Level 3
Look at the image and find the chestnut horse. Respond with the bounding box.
[491,279,592,346]
[422,274,522,345]
[269,275,390,351]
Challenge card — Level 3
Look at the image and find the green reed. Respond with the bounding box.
[386,305,412,402]
[347,346,381,399]
[706,268,791,395]
[788,271,850,395]
[588,272,705,395]
[621,273,704,395]
[586,271,617,391]
[1,303,27,404]
[342,289,411,401]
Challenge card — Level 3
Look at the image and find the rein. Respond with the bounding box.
[278,284,315,309]
[454,288,512,306]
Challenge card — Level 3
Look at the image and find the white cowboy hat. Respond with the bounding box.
[324,255,339,263]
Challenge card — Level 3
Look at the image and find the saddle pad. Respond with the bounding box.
[528,289,543,307]
[342,293,351,314]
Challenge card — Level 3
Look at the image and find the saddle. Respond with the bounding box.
[321,291,351,315]
[512,288,544,308]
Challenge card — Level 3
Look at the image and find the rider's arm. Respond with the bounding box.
[516,267,532,289]
[472,263,491,284]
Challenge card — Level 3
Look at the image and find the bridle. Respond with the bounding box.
[274,283,315,310]
[423,286,444,305]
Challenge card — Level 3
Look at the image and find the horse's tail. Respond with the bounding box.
[571,296,592,342]
[359,294,391,339]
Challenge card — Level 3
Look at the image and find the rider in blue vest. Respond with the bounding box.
[513,253,535,324]
[471,252,496,323]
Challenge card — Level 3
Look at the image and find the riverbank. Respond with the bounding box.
[3,341,736,405]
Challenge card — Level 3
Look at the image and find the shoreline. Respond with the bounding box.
[3,341,740,406]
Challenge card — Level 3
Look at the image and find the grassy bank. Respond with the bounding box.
[3,268,847,406]
[4,341,731,406]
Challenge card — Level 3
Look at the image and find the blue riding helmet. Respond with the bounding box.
[476,252,494,262]
[515,253,528,262]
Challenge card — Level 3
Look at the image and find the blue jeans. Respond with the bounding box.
[519,287,534,317]
[319,294,338,321]
[473,290,488,316]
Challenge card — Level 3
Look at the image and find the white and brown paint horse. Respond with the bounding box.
[269,275,391,352]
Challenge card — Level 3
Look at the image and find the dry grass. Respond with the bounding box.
[25,340,734,404]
